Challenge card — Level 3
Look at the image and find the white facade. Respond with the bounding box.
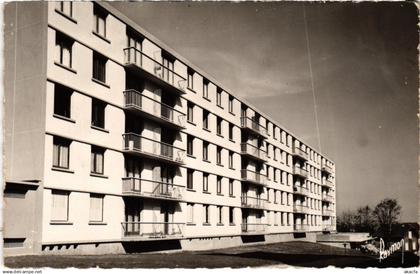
[3,1,336,255]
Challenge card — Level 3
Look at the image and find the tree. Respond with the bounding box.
[354,205,378,234]
[373,198,401,239]
[337,210,357,232]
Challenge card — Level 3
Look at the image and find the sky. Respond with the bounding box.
[110,1,419,222]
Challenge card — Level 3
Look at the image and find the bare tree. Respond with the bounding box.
[355,205,378,234]
[373,198,401,239]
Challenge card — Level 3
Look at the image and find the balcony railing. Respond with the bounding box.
[241,169,267,186]
[293,166,308,178]
[322,177,334,188]
[293,204,309,214]
[241,196,266,209]
[293,224,308,232]
[322,224,336,231]
[322,209,334,216]
[322,193,334,203]
[292,146,309,161]
[124,89,186,129]
[321,163,333,174]
[240,116,268,138]
[121,222,184,239]
[122,177,184,201]
[241,223,266,233]
[240,143,267,162]
[123,47,186,94]
[123,133,185,165]
[293,185,309,196]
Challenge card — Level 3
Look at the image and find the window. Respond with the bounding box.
[204,205,210,224]
[93,4,107,37]
[273,126,277,140]
[53,137,70,169]
[217,176,222,194]
[217,206,223,224]
[203,110,209,130]
[162,53,175,84]
[229,123,234,140]
[203,173,209,192]
[92,52,107,83]
[54,84,72,119]
[56,2,73,18]
[3,238,25,249]
[228,95,234,113]
[273,148,277,161]
[203,80,209,99]
[229,179,234,196]
[281,213,284,226]
[90,100,106,130]
[216,88,222,107]
[287,213,290,225]
[187,135,194,156]
[187,203,194,223]
[55,32,73,68]
[274,190,277,204]
[274,212,278,226]
[217,147,222,165]
[229,151,234,169]
[217,117,222,136]
[267,189,270,202]
[89,194,104,222]
[274,169,277,182]
[187,102,194,123]
[187,69,194,90]
[51,190,69,222]
[91,146,105,175]
[203,141,209,161]
[187,169,194,189]
[229,207,234,224]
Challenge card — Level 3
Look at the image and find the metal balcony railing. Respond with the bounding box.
[122,177,184,201]
[124,89,186,129]
[241,196,266,209]
[293,224,308,232]
[321,163,333,174]
[293,204,309,214]
[293,185,310,196]
[293,166,308,178]
[240,116,268,138]
[322,177,334,188]
[240,143,267,162]
[322,193,334,203]
[241,169,267,186]
[121,222,184,239]
[123,47,186,94]
[123,133,185,165]
[292,146,309,161]
[241,223,266,233]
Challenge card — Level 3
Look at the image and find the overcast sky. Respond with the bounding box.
[110,1,419,222]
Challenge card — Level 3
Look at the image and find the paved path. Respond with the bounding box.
[4,241,418,268]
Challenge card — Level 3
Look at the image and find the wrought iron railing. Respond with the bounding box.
[121,221,184,238]
[122,177,184,200]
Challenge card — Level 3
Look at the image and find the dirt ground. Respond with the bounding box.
[4,241,419,269]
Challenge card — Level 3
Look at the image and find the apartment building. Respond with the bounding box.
[3,1,337,256]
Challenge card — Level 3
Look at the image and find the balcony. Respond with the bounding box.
[322,224,336,231]
[240,117,268,138]
[122,133,185,165]
[322,178,334,188]
[293,185,309,196]
[293,166,308,178]
[124,89,186,130]
[322,193,334,203]
[293,204,309,214]
[293,224,308,232]
[322,209,334,217]
[241,169,267,186]
[121,222,184,240]
[292,146,308,161]
[122,177,184,201]
[321,163,333,174]
[123,47,186,95]
[241,223,266,234]
[240,143,267,162]
[241,196,266,210]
